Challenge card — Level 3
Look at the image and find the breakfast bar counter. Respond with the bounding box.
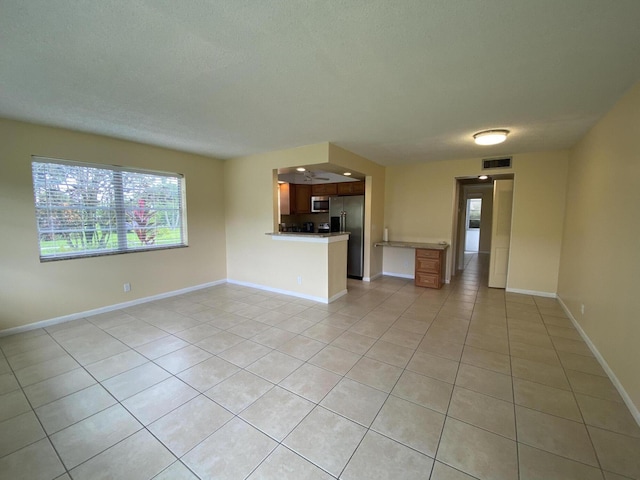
[266,232,350,243]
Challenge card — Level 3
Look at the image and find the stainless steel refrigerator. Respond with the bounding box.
[330,195,364,279]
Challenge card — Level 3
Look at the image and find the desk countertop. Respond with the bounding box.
[374,241,449,250]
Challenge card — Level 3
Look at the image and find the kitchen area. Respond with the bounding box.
[276,168,366,279]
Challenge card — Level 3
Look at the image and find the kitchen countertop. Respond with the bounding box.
[266,232,350,244]
[374,241,449,250]
[266,232,350,238]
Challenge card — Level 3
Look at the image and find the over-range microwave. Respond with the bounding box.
[311,196,330,213]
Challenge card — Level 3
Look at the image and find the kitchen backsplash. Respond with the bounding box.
[281,212,329,228]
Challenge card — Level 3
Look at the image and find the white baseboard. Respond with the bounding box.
[226,279,341,304]
[1,277,351,337]
[0,280,226,337]
[382,271,414,280]
[328,289,348,303]
[506,287,557,298]
[557,296,640,427]
[363,272,383,282]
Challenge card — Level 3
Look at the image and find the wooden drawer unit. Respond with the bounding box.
[415,271,440,289]
[415,248,445,289]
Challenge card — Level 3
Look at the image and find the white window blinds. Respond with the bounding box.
[31,157,187,261]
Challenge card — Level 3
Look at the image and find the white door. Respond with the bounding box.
[488,179,513,288]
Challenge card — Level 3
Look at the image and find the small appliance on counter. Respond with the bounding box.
[317,222,330,233]
[279,223,300,232]
[302,222,314,233]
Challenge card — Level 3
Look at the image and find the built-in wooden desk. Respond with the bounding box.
[374,241,449,289]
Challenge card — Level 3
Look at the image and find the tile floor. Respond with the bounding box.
[1,254,639,479]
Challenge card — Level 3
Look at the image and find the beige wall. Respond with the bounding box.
[224,143,331,297]
[328,240,348,298]
[0,119,226,330]
[558,81,640,411]
[384,151,568,294]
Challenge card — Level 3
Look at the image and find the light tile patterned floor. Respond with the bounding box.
[1,254,639,479]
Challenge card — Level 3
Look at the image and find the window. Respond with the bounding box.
[467,198,482,229]
[31,157,187,261]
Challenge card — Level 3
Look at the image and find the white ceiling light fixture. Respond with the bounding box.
[296,167,306,172]
[473,129,510,146]
[478,175,489,180]
[343,172,352,176]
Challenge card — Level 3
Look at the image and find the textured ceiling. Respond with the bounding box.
[2,0,640,166]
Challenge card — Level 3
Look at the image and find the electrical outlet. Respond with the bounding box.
[123,283,131,293]
[297,276,302,285]
[580,304,585,315]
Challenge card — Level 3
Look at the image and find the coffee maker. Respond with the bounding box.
[302,222,314,233]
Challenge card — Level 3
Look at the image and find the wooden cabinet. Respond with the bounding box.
[310,181,365,197]
[311,183,337,196]
[415,248,445,289]
[279,183,311,214]
[279,183,295,215]
[294,184,311,214]
[337,181,365,195]
[280,182,363,215]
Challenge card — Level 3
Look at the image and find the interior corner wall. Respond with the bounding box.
[0,119,227,331]
[223,143,331,296]
[327,144,386,280]
[558,81,640,410]
[383,150,568,294]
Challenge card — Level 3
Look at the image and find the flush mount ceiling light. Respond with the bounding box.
[343,172,352,176]
[478,175,489,180]
[296,167,306,172]
[473,129,510,146]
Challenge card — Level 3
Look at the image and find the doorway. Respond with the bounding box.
[452,174,514,287]
[464,197,482,253]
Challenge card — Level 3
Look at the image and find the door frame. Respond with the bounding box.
[451,174,514,279]
[464,195,483,253]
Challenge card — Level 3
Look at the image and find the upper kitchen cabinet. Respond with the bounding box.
[294,184,311,213]
[311,183,338,196]
[279,183,295,215]
[337,181,365,195]
[277,167,367,216]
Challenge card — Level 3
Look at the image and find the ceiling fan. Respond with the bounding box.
[302,171,330,182]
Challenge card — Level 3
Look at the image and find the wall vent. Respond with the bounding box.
[482,157,512,170]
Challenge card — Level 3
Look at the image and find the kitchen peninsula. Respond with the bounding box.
[264,231,350,303]
[266,232,350,240]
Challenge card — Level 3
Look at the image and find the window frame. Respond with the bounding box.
[466,197,482,230]
[31,156,188,262]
